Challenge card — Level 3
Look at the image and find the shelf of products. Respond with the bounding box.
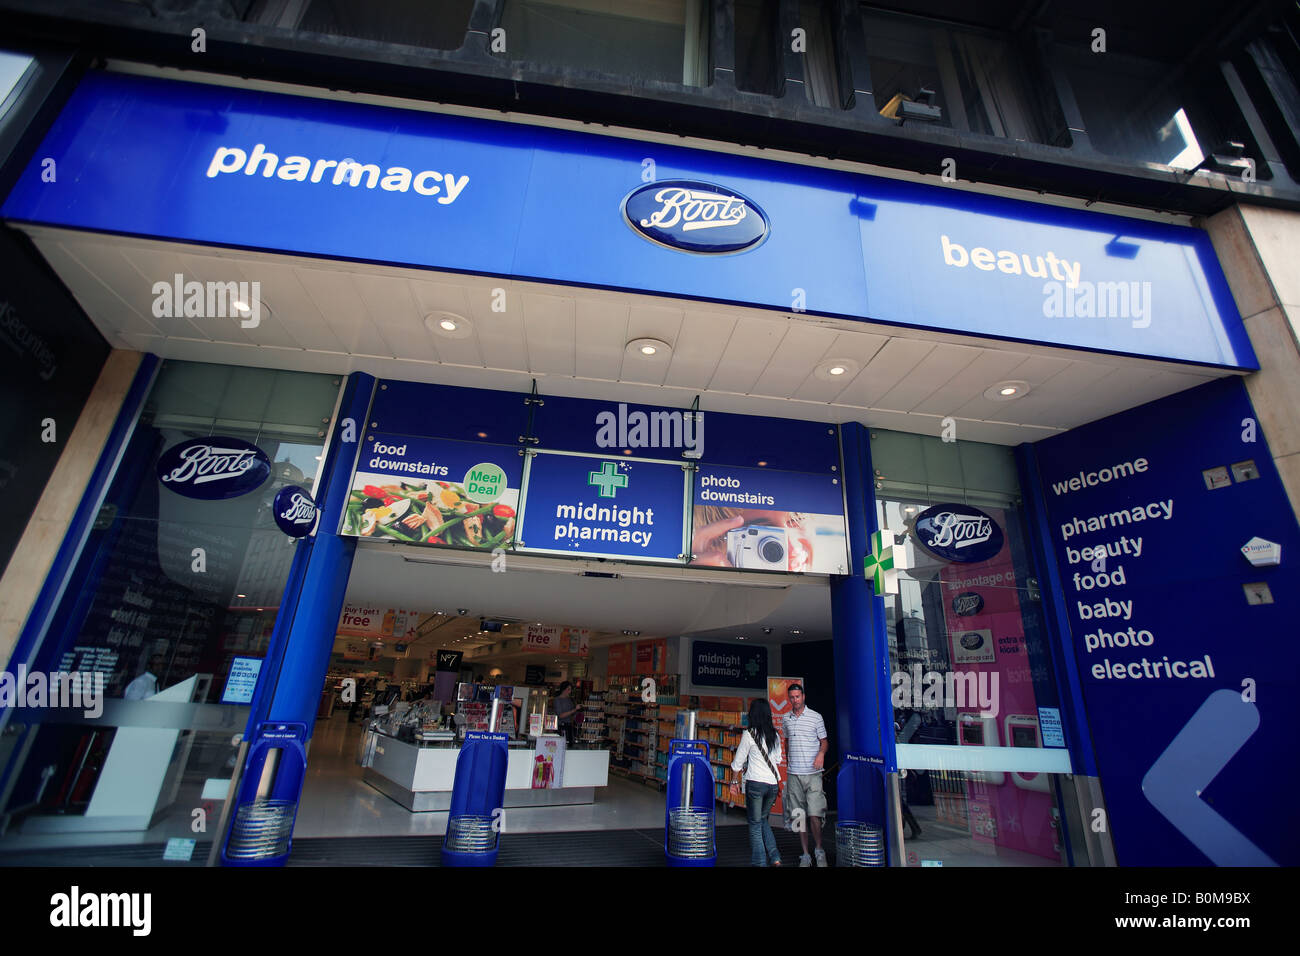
[578,690,607,745]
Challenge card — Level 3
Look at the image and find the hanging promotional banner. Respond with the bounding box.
[517,451,687,562]
[607,642,633,675]
[635,638,667,674]
[343,434,520,550]
[690,464,848,574]
[336,603,423,640]
[523,625,590,656]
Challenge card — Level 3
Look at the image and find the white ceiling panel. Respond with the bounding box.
[875,342,983,412]
[910,348,1031,416]
[574,297,629,381]
[521,292,576,376]
[707,314,788,392]
[835,337,934,406]
[663,309,733,389]
[749,323,840,396]
[18,225,1243,448]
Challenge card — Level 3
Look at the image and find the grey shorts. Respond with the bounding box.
[785,772,827,820]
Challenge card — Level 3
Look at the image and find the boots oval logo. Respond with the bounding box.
[912,504,1004,563]
[623,181,769,255]
[156,436,271,500]
[273,485,319,537]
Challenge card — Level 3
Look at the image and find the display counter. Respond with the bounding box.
[362,731,610,811]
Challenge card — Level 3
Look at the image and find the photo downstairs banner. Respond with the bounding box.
[690,464,848,574]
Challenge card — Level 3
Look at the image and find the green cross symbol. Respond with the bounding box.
[863,530,895,595]
[588,461,628,498]
[744,658,759,677]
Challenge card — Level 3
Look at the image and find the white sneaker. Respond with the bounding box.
[799,853,812,867]
[815,848,828,867]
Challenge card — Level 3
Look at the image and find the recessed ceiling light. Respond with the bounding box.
[237,593,246,598]
[476,431,487,438]
[626,337,672,360]
[425,311,473,339]
[814,358,859,382]
[789,628,802,635]
[757,460,768,467]
[984,380,1031,401]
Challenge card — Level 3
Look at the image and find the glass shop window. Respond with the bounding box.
[499,0,710,87]
[734,0,780,95]
[860,7,1044,141]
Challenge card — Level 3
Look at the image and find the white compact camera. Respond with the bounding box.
[726,525,788,570]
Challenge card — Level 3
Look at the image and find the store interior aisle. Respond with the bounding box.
[294,712,754,839]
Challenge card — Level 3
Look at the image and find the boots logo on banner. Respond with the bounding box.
[157,436,271,500]
[623,180,769,255]
[911,504,1004,563]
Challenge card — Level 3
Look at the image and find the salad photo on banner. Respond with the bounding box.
[690,464,848,573]
[342,434,521,550]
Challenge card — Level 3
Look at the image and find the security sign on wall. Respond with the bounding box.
[910,504,1005,564]
[156,436,271,500]
[273,485,318,537]
[623,180,769,255]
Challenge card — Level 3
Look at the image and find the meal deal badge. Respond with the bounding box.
[517,451,687,562]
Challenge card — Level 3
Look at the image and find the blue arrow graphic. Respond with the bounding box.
[1141,689,1276,866]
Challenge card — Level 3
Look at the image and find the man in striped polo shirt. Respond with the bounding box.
[782,683,829,866]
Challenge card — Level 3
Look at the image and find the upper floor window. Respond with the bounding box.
[861,7,1045,142]
[252,0,475,50]
[500,0,710,87]
[1058,46,1260,175]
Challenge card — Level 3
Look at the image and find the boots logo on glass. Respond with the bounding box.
[273,485,318,537]
[911,504,1004,563]
[623,180,769,255]
[156,436,271,500]
[951,591,985,615]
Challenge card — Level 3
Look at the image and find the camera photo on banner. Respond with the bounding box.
[689,464,848,574]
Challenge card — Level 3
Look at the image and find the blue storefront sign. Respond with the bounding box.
[517,451,687,562]
[155,435,270,500]
[1,71,1255,370]
[1032,377,1300,866]
[690,639,768,690]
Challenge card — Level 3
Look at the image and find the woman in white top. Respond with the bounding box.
[730,697,784,866]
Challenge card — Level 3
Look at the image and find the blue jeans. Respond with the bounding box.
[745,781,780,866]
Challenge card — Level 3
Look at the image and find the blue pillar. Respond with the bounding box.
[221,372,374,865]
[829,423,894,851]
[830,422,893,764]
